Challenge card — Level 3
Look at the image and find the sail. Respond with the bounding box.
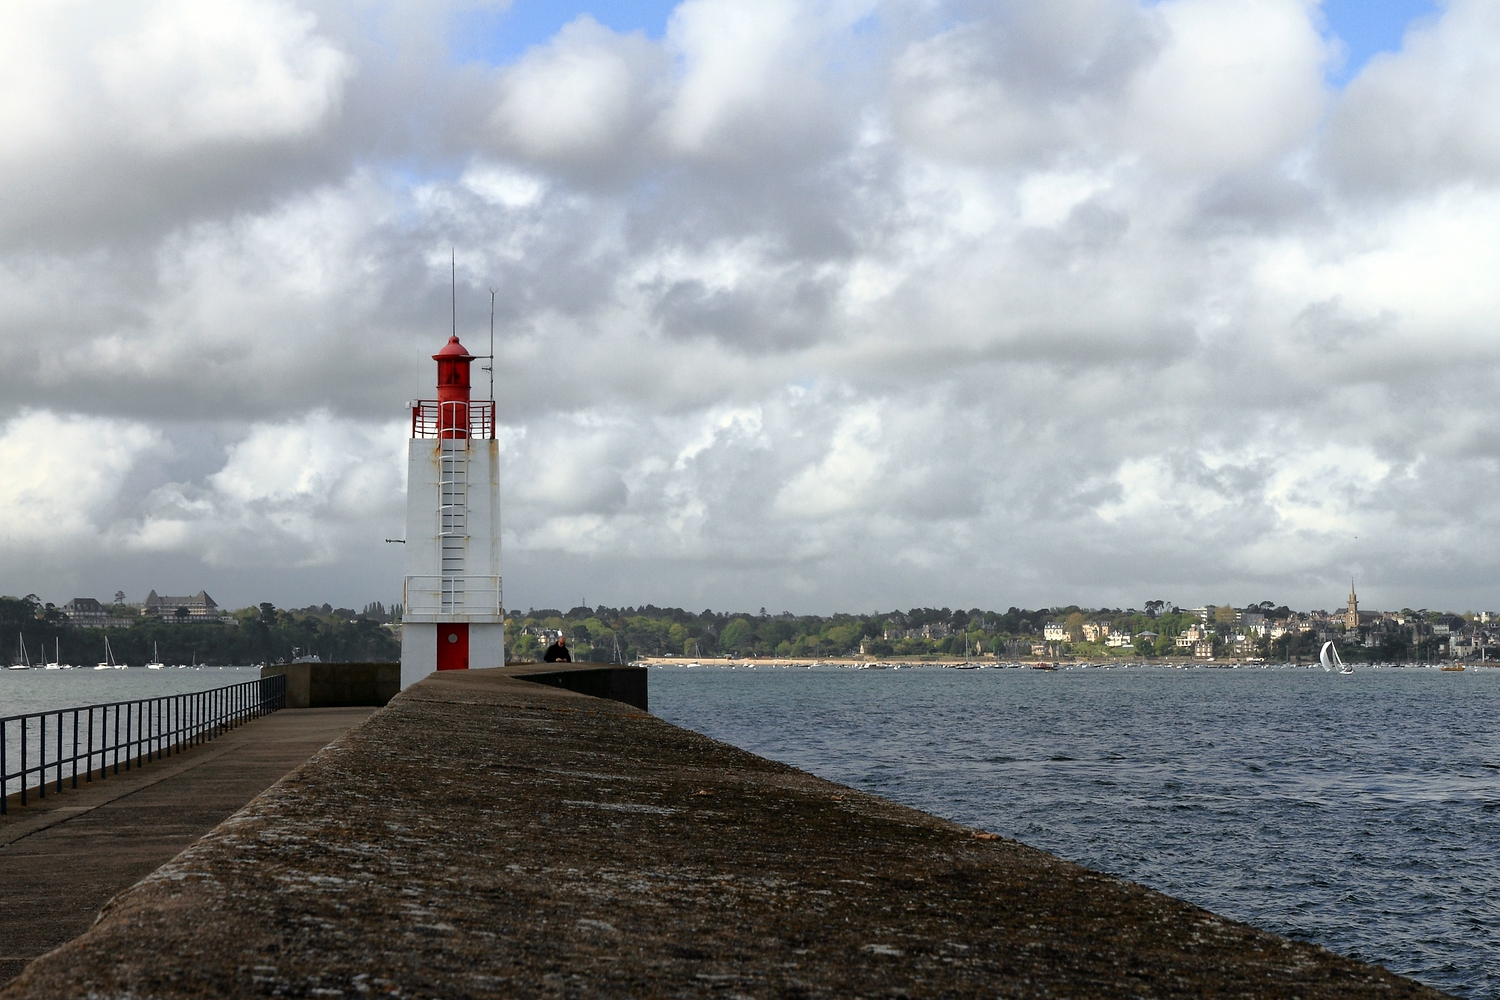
[1320,641,1334,672]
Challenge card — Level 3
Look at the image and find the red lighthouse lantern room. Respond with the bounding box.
[434,335,473,438]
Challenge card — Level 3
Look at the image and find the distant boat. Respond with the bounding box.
[1441,664,1465,672]
[95,636,120,670]
[146,642,165,670]
[1320,641,1353,674]
[10,633,30,670]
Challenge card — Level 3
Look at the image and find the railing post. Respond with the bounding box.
[1,675,283,815]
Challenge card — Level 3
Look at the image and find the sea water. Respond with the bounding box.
[0,666,260,721]
[652,664,1500,999]
[0,667,262,797]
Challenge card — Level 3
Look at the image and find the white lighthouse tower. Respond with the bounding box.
[399,335,504,688]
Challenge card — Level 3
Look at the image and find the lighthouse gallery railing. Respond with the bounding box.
[410,400,496,440]
[1,674,286,814]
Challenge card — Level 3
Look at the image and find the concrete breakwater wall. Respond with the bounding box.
[3,669,1444,999]
[260,662,401,709]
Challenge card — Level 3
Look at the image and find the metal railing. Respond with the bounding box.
[402,575,503,622]
[1,674,286,815]
[410,400,496,440]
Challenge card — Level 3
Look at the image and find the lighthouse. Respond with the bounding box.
[400,334,503,688]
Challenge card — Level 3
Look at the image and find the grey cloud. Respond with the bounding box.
[5,0,1500,618]
[889,0,1162,164]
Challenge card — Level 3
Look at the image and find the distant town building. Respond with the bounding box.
[1082,622,1112,642]
[879,622,951,642]
[1043,622,1067,642]
[63,597,107,623]
[143,590,219,621]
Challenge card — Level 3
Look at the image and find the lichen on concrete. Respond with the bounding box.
[2,668,1449,999]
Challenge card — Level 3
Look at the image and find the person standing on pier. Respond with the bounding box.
[543,634,572,663]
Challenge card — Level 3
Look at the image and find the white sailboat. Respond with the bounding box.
[10,633,30,669]
[1320,640,1353,674]
[95,636,121,669]
[146,642,165,670]
[46,638,70,669]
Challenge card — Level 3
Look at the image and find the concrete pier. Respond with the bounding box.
[2,669,1447,998]
[0,707,373,987]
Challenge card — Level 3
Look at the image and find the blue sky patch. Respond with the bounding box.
[452,0,1442,88]
[1320,0,1439,85]
[449,0,680,65]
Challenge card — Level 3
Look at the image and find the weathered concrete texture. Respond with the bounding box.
[501,661,648,711]
[3,669,1448,999]
[261,663,400,709]
[0,708,374,988]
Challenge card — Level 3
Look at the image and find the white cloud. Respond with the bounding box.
[3,0,1500,614]
[663,0,809,154]
[0,411,165,547]
[491,16,664,166]
[775,404,885,518]
[1122,0,1330,173]
[121,413,406,567]
[92,0,351,153]
[1324,0,1500,191]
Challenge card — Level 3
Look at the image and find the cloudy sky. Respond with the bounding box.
[3,0,1496,616]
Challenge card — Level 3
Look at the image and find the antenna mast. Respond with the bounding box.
[488,287,497,402]
[450,248,456,339]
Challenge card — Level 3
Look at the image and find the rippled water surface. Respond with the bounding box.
[652,665,1500,998]
[0,668,262,796]
[0,666,260,721]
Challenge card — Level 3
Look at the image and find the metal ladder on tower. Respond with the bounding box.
[439,438,467,614]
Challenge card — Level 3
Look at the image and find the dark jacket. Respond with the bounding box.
[543,641,572,663]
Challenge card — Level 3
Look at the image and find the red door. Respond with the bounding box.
[436,624,469,670]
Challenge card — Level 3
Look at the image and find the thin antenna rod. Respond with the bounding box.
[488,287,497,402]
[451,248,456,340]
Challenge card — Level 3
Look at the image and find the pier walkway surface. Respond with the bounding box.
[0,706,374,987]
[3,670,1448,999]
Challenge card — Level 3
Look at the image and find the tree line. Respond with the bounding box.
[1,596,400,666]
[507,604,1161,662]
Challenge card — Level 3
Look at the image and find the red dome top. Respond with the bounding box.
[433,335,474,361]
